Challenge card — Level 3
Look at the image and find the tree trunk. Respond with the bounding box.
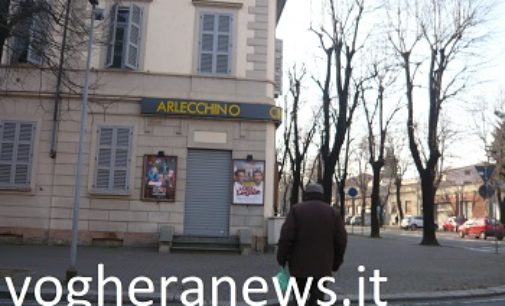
[395,178,404,222]
[338,183,346,219]
[370,164,381,238]
[322,159,334,203]
[420,173,439,246]
[498,189,505,225]
[290,164,301,205]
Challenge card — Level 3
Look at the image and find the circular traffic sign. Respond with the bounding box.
[478,184,495,199]
[348,187,358,198]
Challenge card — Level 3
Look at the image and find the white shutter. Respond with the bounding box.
[198,12,232,74]
[94,126,132,193]
[0,121,35,187]
[198,13,215,73]
[0,122,15,184]
[124,4,142,70]
[112,128,131,190]
[274,39,283,97]
[14,123,34,185]
[95,127,113,190]
[105,4,118,68]
[216,14,232,74]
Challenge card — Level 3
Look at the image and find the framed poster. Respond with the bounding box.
[232,159,265,205]
[142,155,177,201]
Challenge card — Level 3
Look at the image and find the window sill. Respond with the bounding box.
[192,0,243,9]
[0,186,32,192]
[89,190,131,198]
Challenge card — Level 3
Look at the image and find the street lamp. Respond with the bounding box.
[66,0,101,281]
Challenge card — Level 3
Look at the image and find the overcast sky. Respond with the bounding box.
[276,0,505,173]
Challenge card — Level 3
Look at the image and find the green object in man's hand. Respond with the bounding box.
[275,266,290,292]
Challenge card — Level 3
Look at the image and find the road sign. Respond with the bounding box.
[478,184,495,199]
[475,165,495,183]
[348,187,358,198]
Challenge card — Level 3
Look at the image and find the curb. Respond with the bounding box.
[263,285,505,305]
[2,284,505,305]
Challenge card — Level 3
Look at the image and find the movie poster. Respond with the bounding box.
[142,155,177,201]
[232,160,265,205]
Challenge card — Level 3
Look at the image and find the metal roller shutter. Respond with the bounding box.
[184,150,231,236]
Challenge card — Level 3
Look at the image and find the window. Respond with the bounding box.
[93,126,133,193]
[197,12,233,75]
[106,4,143,70]
[0,121,36,188]
[10,0,50,65]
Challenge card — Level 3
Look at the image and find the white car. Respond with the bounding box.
[401,215,424,230]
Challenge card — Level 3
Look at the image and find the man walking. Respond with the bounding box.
[277,183,347,305]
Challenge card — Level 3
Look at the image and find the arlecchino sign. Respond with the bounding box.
[141,98,282,123]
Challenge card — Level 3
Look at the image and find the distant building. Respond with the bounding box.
[344,164,497,226]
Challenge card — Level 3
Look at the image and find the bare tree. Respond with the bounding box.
[362,59,400,237]
[389,0,489,245]
[285,66,317,205]
[335,125,353,217]
[350,137,372,224]
[312,0,365,204]
[384,135,410,225]
[0,0,112,160]
[490,91,505,224]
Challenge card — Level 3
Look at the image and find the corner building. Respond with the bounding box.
[0,0,286,250]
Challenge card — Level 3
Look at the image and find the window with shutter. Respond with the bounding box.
[10,0,50,65]
[105,4,143,70]
[198,12,233,75]
[94,126,133,194]
[0,120,36,188]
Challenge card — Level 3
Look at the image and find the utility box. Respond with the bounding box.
[267,216,286,245]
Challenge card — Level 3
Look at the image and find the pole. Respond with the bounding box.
[66,3,96,280]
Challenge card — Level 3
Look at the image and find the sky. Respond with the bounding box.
[276,0,505,175]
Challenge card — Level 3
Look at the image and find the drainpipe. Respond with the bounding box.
[49,0,72,158]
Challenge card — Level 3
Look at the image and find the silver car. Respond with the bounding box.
[401,215,424,230]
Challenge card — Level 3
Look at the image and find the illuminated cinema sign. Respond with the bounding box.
[141,98,282,123]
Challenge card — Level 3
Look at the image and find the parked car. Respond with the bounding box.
[400,215,424,230]
[350,215,362,225]
[442,216,467,232]
[458,218,504,240]
[344,215,353,225]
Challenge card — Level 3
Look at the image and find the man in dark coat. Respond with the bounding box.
[277,183,347,305]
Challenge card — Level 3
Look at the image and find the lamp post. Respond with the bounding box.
[66,0,100,281]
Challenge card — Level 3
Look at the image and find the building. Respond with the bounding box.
[0,0,287,251]
[387,165,492,226]
[343,164,496,226]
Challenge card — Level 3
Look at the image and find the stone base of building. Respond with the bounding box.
[0,226,267,252]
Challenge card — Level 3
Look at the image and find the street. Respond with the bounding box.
[2,228,505,306]
[348,226,505,254]
[391,295,505,306]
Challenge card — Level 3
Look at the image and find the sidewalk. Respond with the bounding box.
[1,234,505,304]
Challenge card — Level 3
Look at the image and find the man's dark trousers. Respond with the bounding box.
[292,277,324,306]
